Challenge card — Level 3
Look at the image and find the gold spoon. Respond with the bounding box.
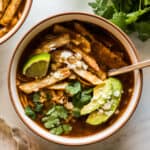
[108,60,150,76]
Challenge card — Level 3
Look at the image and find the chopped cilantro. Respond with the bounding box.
[65,81,81,96]
[32,92,40,102]
[25,106,36,120]
[62,124,72,134]
[50,126,64,135]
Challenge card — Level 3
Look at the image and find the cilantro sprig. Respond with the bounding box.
[89,0,150,41]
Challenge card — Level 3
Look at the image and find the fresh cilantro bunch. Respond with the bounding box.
[89,0,150,41]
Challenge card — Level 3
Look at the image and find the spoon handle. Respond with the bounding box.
[108,59,150,76]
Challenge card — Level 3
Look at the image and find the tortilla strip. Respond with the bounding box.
[0,0,3,12]
[0,0,21,26]
[19,68,71,94]
[0,27,8,37]
[0,0,10,18]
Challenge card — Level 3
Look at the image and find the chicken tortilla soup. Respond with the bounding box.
[16,21,134,137]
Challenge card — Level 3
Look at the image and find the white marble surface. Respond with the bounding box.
[0,0,150,149]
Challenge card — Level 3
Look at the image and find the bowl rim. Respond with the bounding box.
[8,12,143,146]
[0,0,33,44]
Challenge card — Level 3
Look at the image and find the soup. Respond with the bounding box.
[16,21,134,137]
[0,0,26,37]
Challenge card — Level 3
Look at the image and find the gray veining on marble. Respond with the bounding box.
[0,0,150,149]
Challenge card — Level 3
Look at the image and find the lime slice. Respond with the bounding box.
[23,53,51,78]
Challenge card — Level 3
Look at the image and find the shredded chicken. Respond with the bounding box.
[73,68,104,85]
[67,44,106,80]
[34,33,71,54]
[53,24,91,53]
[19,68,71,94]
[92,42,127,68]
[48,82,68,90]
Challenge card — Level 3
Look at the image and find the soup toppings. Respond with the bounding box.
[16,21,133,136]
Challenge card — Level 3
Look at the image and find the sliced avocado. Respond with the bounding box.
[85,77,123,125]
[86,111,108,125]
[23,53,51,78]
[80,79,112,115]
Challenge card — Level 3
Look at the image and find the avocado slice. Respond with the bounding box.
[84,78,123,125]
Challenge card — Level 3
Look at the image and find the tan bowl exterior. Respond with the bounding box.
[8,12,143,146]
[0,0,32,44]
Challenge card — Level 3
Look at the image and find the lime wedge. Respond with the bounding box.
[23,53,51,78]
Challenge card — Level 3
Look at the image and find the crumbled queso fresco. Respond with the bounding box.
[60,50,88,70]
[113,90,120,97]
[60,51,73,60]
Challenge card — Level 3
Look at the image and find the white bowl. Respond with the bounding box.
[8,12,142,146]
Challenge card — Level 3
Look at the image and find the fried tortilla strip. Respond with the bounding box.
[48,82,68,90]
[93,42,127,68]
[0,0,21,26]
[34,33,70,54]
[0,0,3,12]
[0,0,9,18]
[68,44,106,80]
[19,68,71,94]
[53,24,91,53]
[73,68,104,85]
[0,27,8,37]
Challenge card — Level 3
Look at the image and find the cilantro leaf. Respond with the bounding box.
[89,0,150,41]
[32,92,40,102]
[110,12,128,31]
[50,126,64,135]
[34,103,43,112]
[65,81,81,96]
[62,124,72,134]
[44,116,60,129]
[25,106,36,120]
[134,21,150,41]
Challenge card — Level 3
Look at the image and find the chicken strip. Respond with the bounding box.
[53,24,91,53]
[48,82,68,90]
[74,23,127,69]
[74,22,114,48]
[74,22,95,42]
[0,0,21,26]
[34,33,70,54]
[67,44,106,80]
[92,42,127,68]
[19,68,71,94]
[73,68,104,85]
[0,0,9,18]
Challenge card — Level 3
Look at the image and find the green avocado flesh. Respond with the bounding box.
[81,77,123,125]
[23,53,51,78]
